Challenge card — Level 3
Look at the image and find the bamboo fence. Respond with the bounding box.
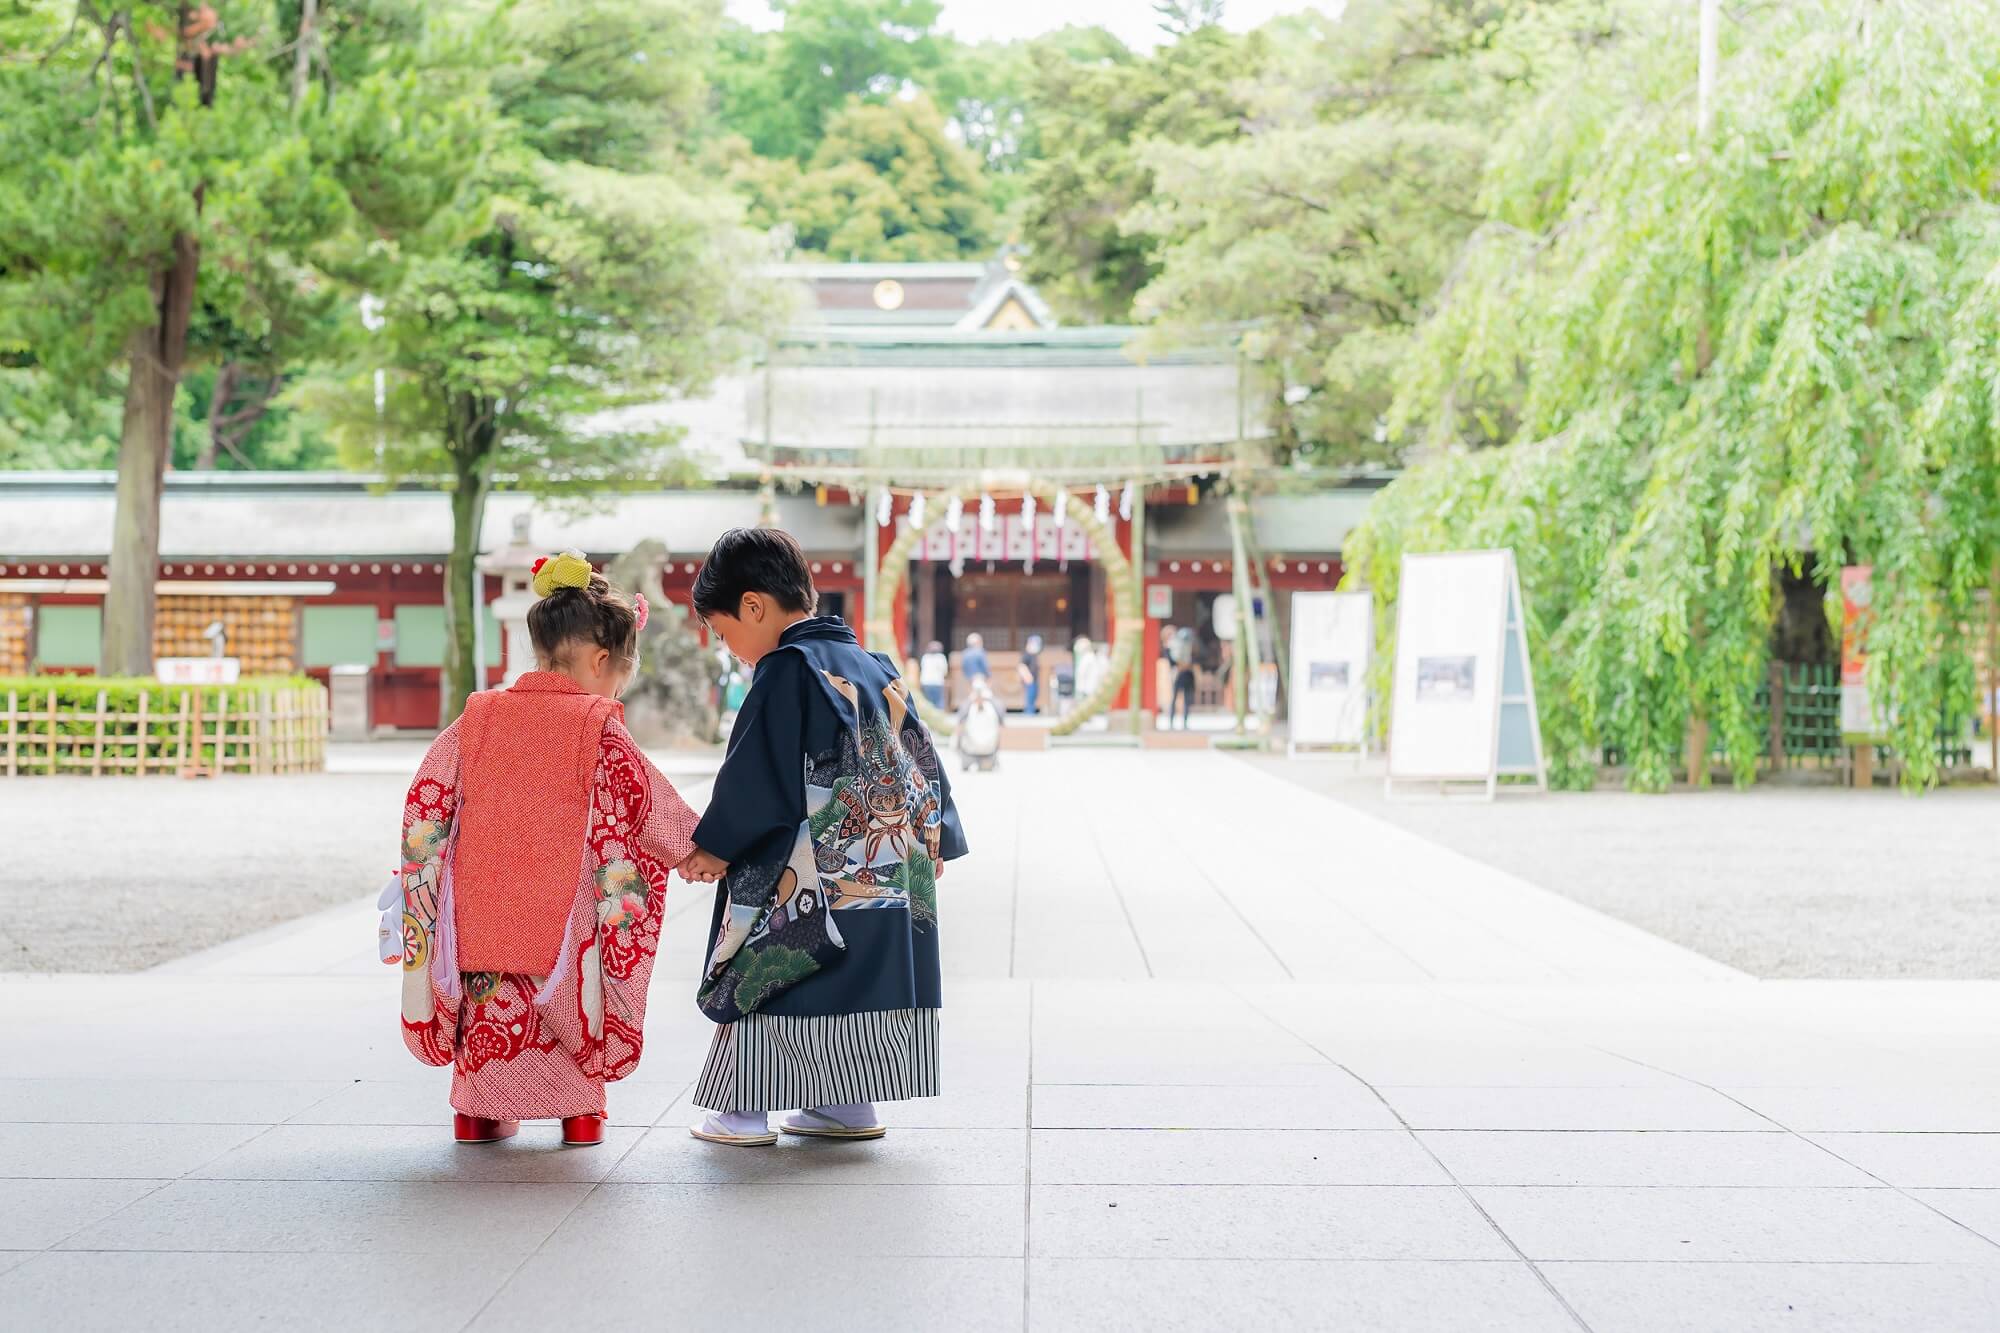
[1,683,329,777]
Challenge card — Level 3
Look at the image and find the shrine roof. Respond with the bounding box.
[0,473,860,562]
[769,325,1228,367]
[774,253,1057,331]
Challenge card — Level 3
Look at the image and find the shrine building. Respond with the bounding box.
[0,253,1382,732]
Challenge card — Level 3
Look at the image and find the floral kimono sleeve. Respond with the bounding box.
[399,721,461,1066]
[587,720,697,1080]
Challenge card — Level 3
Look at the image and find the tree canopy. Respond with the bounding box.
[1343,0,2000,789]
[722,92,992,260]
[0,0,487,670]
[1012,23,1267,323]
[304,0,778,719]
[1128,1,1626,464]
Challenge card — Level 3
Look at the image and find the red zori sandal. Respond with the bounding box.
[453,1114,519,1144]
[561,1114,606,1146]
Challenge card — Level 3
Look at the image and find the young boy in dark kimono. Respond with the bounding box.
[679,527,968,1144]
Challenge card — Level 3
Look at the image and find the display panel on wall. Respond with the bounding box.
[392,605,503,668]
[301,605,378,668]
[35,604,101,670]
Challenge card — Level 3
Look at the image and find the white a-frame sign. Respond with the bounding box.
[1385,549,1547,801]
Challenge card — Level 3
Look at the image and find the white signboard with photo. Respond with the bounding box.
[1287,590,1371,755]
[1386,549,1546,799]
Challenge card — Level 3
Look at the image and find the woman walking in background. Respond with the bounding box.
[919,639,950,709]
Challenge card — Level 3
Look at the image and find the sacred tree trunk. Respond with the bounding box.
[103,233,200,677]
[441,414,495,726]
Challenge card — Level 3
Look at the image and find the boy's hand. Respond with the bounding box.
[678,848,728,884]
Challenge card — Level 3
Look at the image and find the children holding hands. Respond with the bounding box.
[392,530,965,1150]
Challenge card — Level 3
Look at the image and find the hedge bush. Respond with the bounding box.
[1,676,325,774]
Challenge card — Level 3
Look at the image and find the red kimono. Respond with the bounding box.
[396,680,697,1119]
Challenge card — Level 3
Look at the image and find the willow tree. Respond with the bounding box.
[1345,0,2000,790]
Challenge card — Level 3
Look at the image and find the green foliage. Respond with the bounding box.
[809,778,857,841]
[725,93,993,260]
[712,0,945,161]
[0,675,321,774]
[1348,0,2000,791]
[901,848,936,925]
[729,942,821,1012]
[1131,0,1623,464]
[0,1,487,473]
[302,0,780,720]
[0,674,317,706]
[495,0,717,171]
[1013,24,1267,322]
[1154,1,1225,38]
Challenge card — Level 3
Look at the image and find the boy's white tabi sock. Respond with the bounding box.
[711,1110,769,1136]
[803,1101,878,1127]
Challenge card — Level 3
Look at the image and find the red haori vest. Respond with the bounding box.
[452,672,621,975]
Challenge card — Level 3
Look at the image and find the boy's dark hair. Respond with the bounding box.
[691,527,817,619]
[527,569,639,669]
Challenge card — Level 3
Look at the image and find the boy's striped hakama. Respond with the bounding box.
[692,1007,941,1112]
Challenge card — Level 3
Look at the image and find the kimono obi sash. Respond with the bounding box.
[453,672,621,975]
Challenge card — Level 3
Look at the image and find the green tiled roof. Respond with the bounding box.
[773,326,1232,369]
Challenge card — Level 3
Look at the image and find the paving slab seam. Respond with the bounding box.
[1179,833,1437,982]
[1545,1041,2000,1258]
[1220,755,1747,982]
[276,1080,372,1128]
[452,1119,654,1331]
[647,1078,697,1128]
[1495,1257,2000,1265]
[1008,790,1024,980]
[1077,790,1154,980]
[1022,979,1035,1330]
[1228,983,1596,1331]
[1173,834,1300,982]
[37,1178,182,1259]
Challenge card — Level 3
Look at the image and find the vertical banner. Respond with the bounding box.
[1386,549,1545,798]
[1840,565,1874,738]
[1287,590,1371,753]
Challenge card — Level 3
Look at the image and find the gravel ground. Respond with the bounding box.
[2,745,721,973]
[12,745,1992,978]
[3,772,403,972]
[1247,756,2000,980]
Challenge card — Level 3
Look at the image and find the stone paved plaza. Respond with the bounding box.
[5,750,2000,1330]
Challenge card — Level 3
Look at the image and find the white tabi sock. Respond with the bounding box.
[803,1101,878,1127]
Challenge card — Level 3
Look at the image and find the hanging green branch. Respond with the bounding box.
[1347,0,2000,790]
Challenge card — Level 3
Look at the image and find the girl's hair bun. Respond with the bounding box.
[525,548,639,671]
[532,549,593,599]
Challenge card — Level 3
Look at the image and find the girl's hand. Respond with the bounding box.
[678,848,728,884]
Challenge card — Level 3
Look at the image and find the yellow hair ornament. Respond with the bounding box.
[531,549,592,599]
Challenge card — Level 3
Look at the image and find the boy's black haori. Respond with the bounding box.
[690,527,818,620]
[691,616,968,1027]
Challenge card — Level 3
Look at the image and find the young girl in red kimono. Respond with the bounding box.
[391,550,704,1146]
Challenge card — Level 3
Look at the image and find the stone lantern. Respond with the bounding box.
[481,512,542,688]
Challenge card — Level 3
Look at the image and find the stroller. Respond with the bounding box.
[955,680,1003,772]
